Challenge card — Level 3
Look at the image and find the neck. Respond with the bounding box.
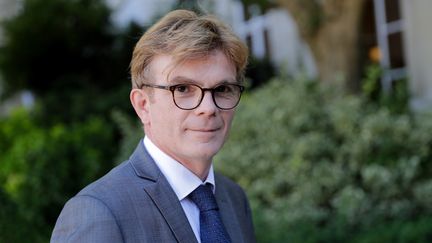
[145,135,213,181]
[178,160,211,181]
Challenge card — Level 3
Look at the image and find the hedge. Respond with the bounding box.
[214,78,432,242]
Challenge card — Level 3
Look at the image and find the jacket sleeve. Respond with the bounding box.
[50,195,123,243]
[242,188,256,243]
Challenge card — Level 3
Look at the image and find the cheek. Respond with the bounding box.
[222,112,235,132]
[153,110,187,135]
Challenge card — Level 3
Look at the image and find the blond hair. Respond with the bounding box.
[130,9,248,88]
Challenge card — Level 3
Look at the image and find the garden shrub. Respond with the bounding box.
[0,108,116,242]
[214,78,432,242]
[111,109,143,163]
[0,187,30,242]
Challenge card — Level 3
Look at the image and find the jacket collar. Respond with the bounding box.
[215,174,245,243]
[128,140,199,243]
[128,140,161,182]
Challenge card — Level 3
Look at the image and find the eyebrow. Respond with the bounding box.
[168,76,238,85]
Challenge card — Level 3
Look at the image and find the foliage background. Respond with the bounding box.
[0,0,140,241]
[1,0,432,242]
[215,78,432,242]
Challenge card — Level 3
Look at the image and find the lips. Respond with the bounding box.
[189,128,220,132]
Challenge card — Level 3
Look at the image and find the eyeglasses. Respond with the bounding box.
[140,83,244,110]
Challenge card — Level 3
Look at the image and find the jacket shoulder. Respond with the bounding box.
[215,172,245,194]
[77,160,135,198]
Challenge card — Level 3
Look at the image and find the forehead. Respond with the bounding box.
[148,51,237,85]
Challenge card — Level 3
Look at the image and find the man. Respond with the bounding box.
[51,9,255,243]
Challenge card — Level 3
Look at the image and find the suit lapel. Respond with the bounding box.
[144,180,198,243]
[215,177,244,243]
[129,142,198,243]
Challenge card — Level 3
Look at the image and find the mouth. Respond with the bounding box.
[189,128,220,133]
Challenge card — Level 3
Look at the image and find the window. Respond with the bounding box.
[373,0,406,91]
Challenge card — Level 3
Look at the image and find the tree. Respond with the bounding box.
[240,0,369,90]
[0,0,139,123]
[277,0,365,90]
[0,1,144,240]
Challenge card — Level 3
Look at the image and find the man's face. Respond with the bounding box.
[143,50,237,167]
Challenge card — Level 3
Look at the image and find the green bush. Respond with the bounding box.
[111,109,143,163]
[0,109,116,242]
[362,64,410,114]
[0,187,30,242]
[352,216,432,243]
[0,1,150,241]
[213,78,432,242]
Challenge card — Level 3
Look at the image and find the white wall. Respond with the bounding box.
[0,0,22,44]
[402,0,432,110]
[106,0,176,28]
[211,2,317,79]
[264,9,317,78]
[0,0,22,99]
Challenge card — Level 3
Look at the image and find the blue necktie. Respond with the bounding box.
[188,184,231,243]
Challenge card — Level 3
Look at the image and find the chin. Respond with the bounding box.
[190,142,222,159]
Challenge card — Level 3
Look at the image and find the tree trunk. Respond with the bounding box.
[278,0,366,90]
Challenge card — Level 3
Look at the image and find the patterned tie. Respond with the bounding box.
[188,184,231,243]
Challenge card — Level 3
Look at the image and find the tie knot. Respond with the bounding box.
[188,184,219,212]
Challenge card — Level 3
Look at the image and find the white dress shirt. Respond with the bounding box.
[143,136,215,243]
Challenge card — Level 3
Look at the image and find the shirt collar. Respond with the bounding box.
[143,136,215,201]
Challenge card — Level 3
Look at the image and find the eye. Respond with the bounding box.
[215,84,234,93]
[174,84,190,93]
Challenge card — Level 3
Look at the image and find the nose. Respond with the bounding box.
[195,90,217,115]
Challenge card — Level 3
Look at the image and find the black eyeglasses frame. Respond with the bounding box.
[139,83,245,110]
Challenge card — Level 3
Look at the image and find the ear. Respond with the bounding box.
[130,88,151,125]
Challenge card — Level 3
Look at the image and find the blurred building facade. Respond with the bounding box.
[108,0,432,110]
[1,0,432,110]
[367,0,432,110]
[401,0,432,110]
[0,0,21,45]
[107,0,317,79]
[0,0,31,116]
[106,0,176,28]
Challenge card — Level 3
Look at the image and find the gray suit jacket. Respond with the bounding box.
[51,141,256,243]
